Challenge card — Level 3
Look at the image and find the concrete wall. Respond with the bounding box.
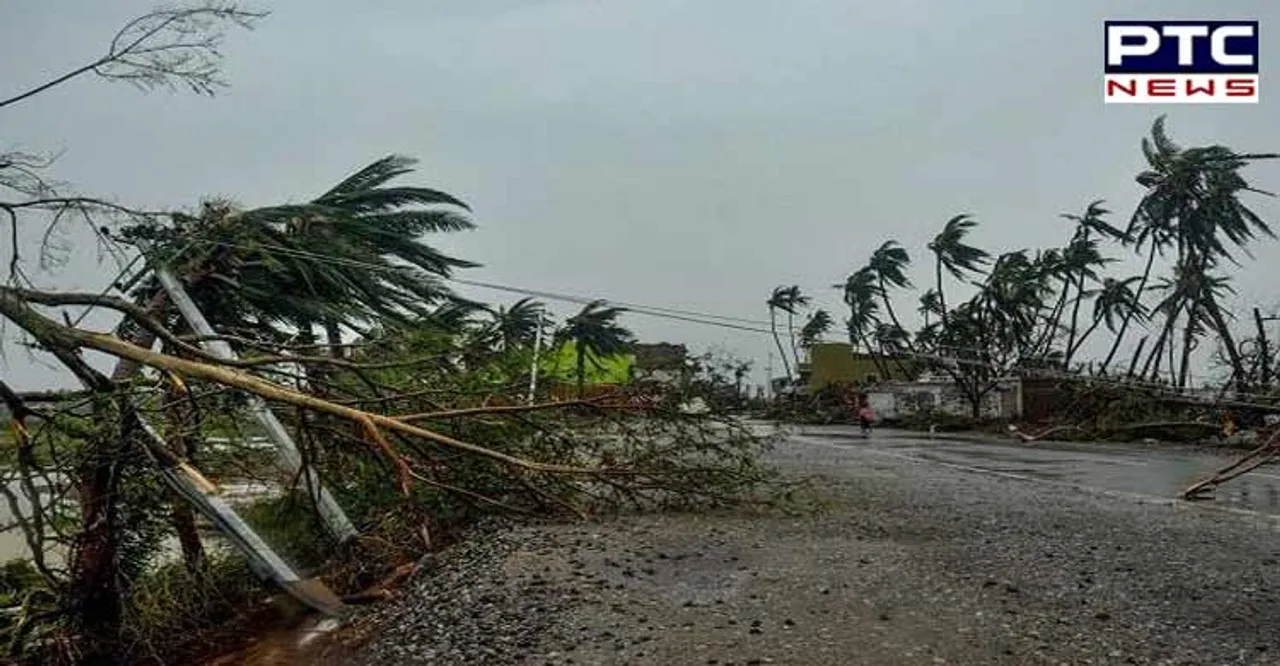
[867,378,1022,420]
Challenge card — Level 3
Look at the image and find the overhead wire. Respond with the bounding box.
[445,277,785,335]
[109,235,1260,401]
[448,277,773,326]
[175,239,793,335]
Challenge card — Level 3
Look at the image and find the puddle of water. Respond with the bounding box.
[202,613,354,666]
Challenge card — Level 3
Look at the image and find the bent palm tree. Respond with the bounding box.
[1057,233,1112,364]
[782,286,811,372]
[838,269,888,378]
[867,241,913,346]
[1058,201,1122,365]
[117,155,476,360]
[918,288,943,329]
[766,286,799,382]
[558,300,634,398]
[1108,116,1277,382]
[487,297,547,351]
[99,155,476,629]
[927,215,989,328]
[1068,276,1148,364]
[800,309,834,349]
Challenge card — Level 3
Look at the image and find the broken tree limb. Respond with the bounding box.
[0,287,612,476]
[395,397,604,422]
[1007,424,1085,443]
[8,286,444,373]
[1182,429,1280,500]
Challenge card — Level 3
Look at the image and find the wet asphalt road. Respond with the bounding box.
[785,425,1280,515]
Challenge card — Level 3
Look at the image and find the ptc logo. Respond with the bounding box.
[1104,21,1259,104]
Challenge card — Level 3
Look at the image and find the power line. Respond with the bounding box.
[447,278,782,335]
[152,238,822,336]
[146,238,791,336]
[449,277,772,326]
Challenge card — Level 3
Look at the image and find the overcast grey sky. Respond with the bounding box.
[3,0,1279,390]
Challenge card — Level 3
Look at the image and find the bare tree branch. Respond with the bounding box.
[0,2,266,110]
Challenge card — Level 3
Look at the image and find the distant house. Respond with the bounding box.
[865,376,1023,420]
[631,343,688,384]
[805,342,915,392]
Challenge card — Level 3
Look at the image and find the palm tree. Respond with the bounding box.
[798,307,833,377]
[866,241,913,347]
[558,300,635,398]
[1141,267,1235,387]
[1057,201,1123,365]
[1067,276,1148,365]
[766,286,800,382]
[1028,247,1069,358]
[486,297,547,351]
[927,215,990,328]
[1057,234,1112,364]
[979,250,1049,362]
[105,155,476,615]
[918,288,943,328]
[781,286,811,372]
[872,322,914,378]
[1107,116,1277,383]
[931,296,1006,417]
[118,155,477,358]
[838,269,881,352]
[838,269,889,378]
[800,309,834,350]
[1140,270,1197,383]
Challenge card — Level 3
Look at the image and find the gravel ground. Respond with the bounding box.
[340,436,1280,665]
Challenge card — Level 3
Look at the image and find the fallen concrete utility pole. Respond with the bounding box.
[133,417,346,616]
[146,251,358,542]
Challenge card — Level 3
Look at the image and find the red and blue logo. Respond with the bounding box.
[1104,21,1259,103]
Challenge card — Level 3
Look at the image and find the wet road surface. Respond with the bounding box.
[785,425,1280,515]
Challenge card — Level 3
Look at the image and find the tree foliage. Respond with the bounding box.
[819,117,1275,416]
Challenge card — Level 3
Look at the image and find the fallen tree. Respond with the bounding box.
[0,283,778,664]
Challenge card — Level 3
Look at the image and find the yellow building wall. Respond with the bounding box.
[806,342,912,391]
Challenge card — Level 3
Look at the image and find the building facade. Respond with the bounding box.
[805,342,915,393]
